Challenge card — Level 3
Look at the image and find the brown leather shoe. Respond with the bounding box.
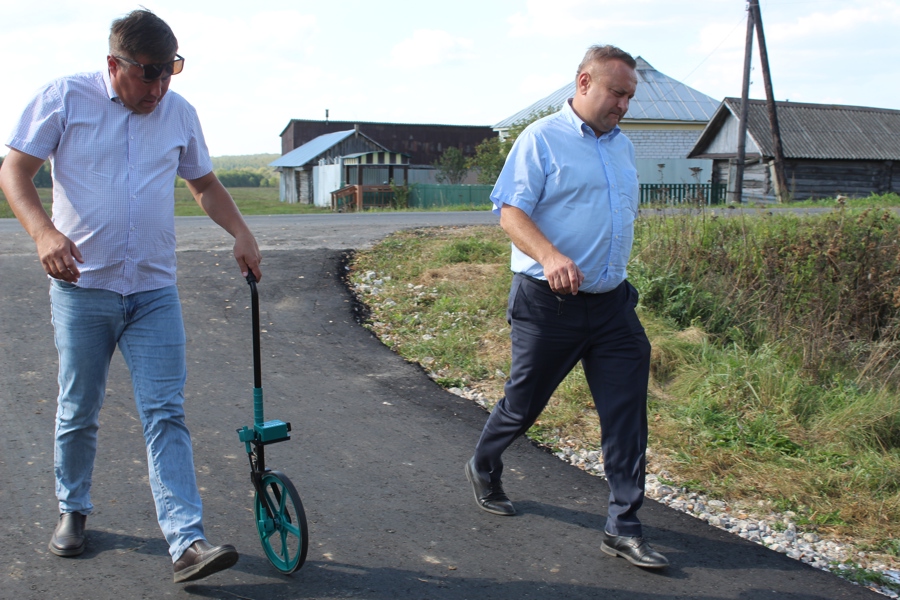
[49,512,86,557]
[173,539,239,583]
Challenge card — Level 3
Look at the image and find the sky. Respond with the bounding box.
[2,0,899,157]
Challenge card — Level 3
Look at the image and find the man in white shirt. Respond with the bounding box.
[0,9,259,583]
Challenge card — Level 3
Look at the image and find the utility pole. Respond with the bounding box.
[732,1,788,203]
[750,0,788,202]
[731,2,755,204]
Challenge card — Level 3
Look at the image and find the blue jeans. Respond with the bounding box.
[49,280,204,560]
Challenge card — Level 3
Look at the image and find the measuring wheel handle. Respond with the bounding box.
[236,273,309,574]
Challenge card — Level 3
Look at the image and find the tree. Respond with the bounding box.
[466,137,505,185]
[466,106,559,186]
[433,146,469,185]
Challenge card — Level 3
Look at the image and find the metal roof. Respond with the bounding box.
[691,98,900,160]
[493,57,720,129]
[269,130,356,168]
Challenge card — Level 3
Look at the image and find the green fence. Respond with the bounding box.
[408,184,494,209]
[400,183,726,209]
[639,183,727,206]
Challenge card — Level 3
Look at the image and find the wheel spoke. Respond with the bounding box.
[281,520,302,538]
[254,471,307,573]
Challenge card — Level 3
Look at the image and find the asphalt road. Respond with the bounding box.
[0,212,881,599]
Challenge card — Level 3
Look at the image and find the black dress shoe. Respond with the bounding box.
[601,531,668,569]
[465,457,515,516]
[173,539,239,583]
[49,512,86,557]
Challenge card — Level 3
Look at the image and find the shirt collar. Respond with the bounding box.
[102,68,119,103]
[563,98,621,141]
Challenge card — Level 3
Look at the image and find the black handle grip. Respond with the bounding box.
[247,273,261,389]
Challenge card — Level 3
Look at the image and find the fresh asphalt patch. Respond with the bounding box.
[0,214,881,599]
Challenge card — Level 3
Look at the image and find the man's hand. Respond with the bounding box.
[499,204,584,295]
[186,172,263,281]
[36,229,84,282]
[234,231,262,282]
[542,252,584,295]
[0,148,84,281]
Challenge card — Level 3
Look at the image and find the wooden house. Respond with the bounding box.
[689,98,900,201]
[279,120,493,167]
[269,128,386,204]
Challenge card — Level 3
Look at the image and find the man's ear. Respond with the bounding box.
[106,55,119,75]
[576,71,591,95]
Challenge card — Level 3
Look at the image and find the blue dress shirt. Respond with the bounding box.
[490,99,639,293]
[6,70,213,295]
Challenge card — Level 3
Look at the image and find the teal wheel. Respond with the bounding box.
[255,470,308,573]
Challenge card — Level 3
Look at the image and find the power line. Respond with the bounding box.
[677,12,748,87]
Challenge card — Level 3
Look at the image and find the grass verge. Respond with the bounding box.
[347,210,900,593]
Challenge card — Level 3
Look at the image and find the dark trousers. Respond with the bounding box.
[473,274,651,537]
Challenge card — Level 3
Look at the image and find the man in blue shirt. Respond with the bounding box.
[0,10,258,583]
[465,45,668,569]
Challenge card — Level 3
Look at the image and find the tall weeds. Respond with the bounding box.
[633,208,900,391]
[632,207,900,541]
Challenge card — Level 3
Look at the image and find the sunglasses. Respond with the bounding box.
[114,54,185,82]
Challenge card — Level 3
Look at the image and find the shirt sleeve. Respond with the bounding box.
[5,82,65,161]
[489,126,547,217]
[176,104,214,181]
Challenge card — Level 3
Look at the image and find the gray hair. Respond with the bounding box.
[576,45,636,76]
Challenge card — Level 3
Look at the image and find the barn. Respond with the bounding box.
[269,128,386,204]
[279,119,493,167]
[688,98,900,201]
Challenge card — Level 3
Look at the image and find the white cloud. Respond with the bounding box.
[508,0,618,38]
[389,29,475,69]
[766,4,898,41]
[518,73,571,101]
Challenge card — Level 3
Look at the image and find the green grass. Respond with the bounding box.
[347,206,900,577]
[0,188,53,219]
[172,186,328,216]
[785,192,900,209]
[0,187,330,219]
[0,186,492,219]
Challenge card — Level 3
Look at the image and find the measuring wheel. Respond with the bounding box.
[237,273,309,575]
[255,470,308,573]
